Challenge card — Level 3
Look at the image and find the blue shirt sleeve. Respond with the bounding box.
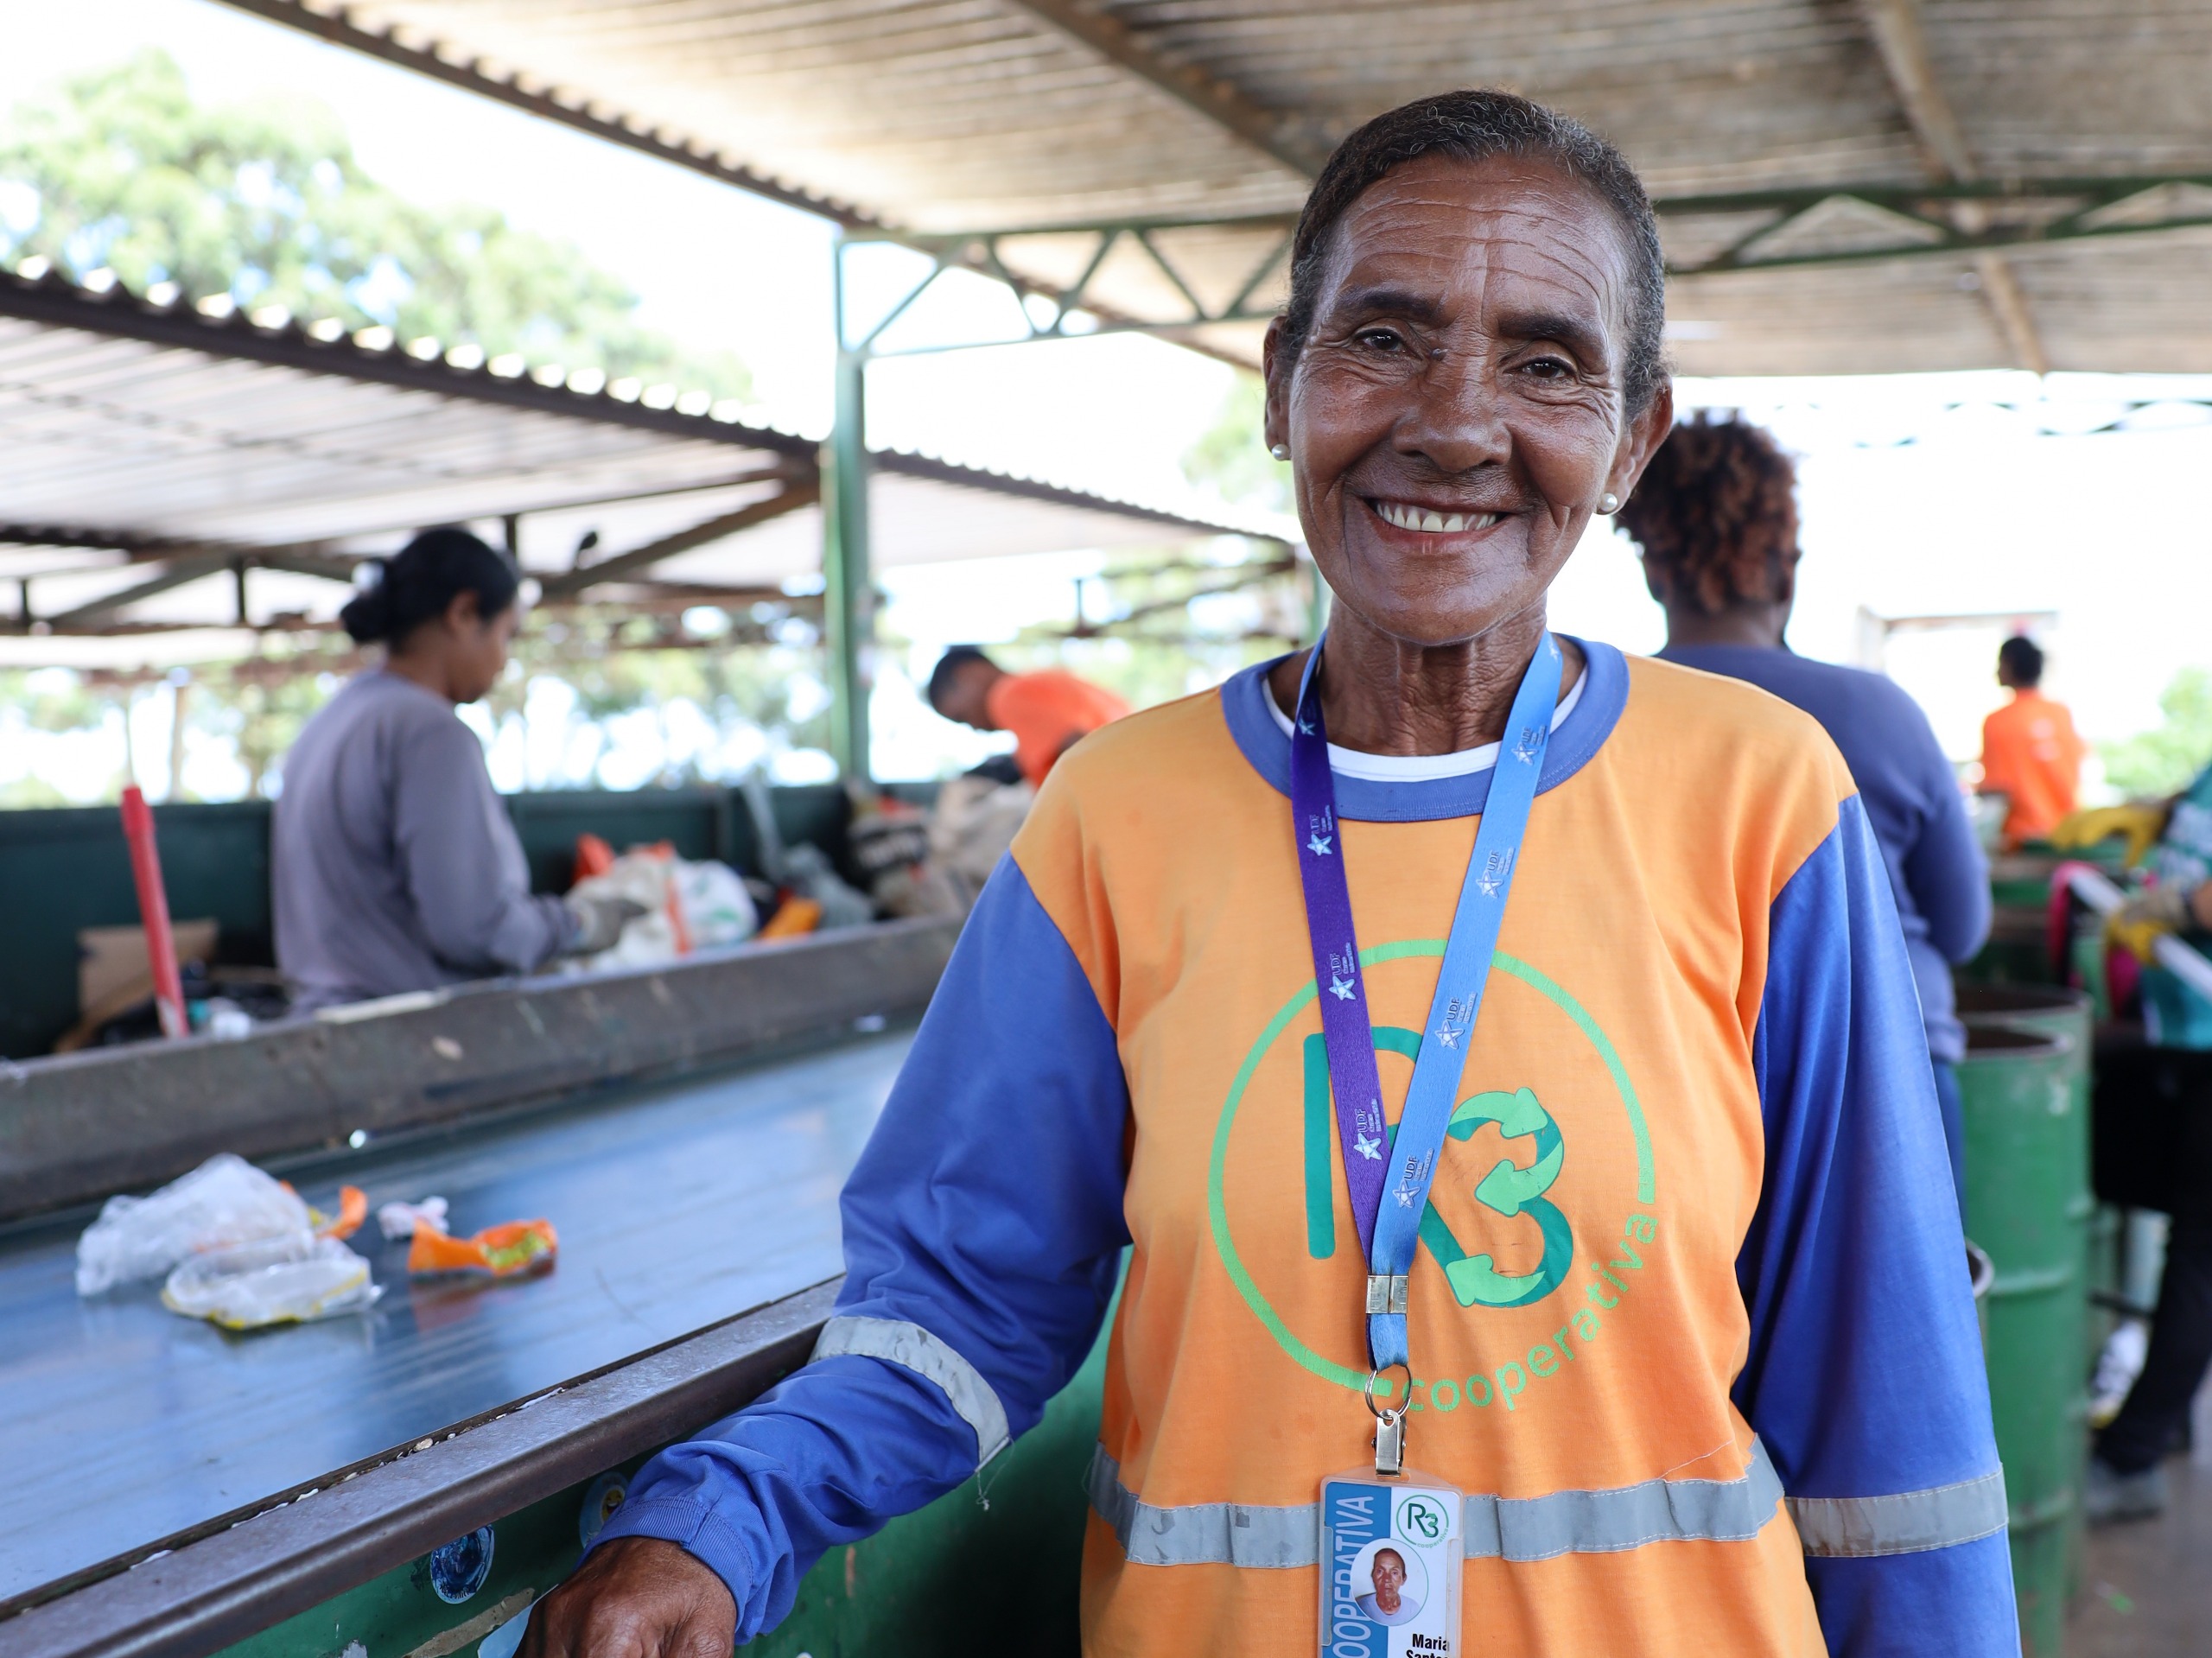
[1737,796,2017,1656]
[587,856,1130,1640]
[1894,697,1990,967]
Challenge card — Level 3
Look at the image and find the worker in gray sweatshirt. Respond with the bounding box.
[272,528,638,1011]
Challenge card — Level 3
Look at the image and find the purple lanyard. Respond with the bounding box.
[1287,633,1562,1378]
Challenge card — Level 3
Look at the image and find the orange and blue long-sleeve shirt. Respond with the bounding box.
[595,642,2016,1656]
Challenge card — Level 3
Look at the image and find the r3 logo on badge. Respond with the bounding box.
[1319,1474,1463,1658]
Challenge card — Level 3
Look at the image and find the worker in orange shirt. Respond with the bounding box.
[925,646,1130,786]
[1980,636,2085,848]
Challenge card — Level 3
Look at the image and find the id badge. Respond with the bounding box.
[1319,1472,1463,1658]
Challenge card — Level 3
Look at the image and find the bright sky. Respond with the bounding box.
[3,0,2210,797]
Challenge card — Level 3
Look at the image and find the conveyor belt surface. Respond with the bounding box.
[0,1028,913,1605]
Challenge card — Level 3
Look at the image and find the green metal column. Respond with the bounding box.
[823,238,874,783]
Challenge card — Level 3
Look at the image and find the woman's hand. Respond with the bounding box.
[519,1537,736,1658]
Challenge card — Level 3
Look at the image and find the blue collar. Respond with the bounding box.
[1220,636,1626,823]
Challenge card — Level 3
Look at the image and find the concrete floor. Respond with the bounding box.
[2069,1383,2212,1655]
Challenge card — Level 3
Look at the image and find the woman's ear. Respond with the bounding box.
[1611,379,1675,501]
[445,588,484,634]
[1261,316,1290,456]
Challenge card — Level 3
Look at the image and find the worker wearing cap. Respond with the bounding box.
[1618,413,1990,1217]
[2057,774,2212,1519]
[925,645,1129,785]
[1979,637,2085,848]
[273,528,638,1011]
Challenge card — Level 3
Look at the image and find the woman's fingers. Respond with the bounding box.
[519,1538,735,1658]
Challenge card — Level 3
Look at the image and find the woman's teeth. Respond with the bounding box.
[1373,500,1502,534]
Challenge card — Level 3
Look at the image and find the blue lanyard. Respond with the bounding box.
[1288,633,1562,1384]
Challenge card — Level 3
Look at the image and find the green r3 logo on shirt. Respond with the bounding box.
[1301,1029,1573,1308]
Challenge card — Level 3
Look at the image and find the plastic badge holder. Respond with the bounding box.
[1319,1471,1463,1658]
[161,1233,383,1330]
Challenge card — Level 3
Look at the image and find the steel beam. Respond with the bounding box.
[823,346,873,781]
[536,480,821,599]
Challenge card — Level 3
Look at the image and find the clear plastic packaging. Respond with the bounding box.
[76,1153,313,1296]
[161,1233,382,1330]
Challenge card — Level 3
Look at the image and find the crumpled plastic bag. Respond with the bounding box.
[378,1195,449,1241]
[565,842,759,971]
[77,1153,312,1296]
[162,1233,382,1330]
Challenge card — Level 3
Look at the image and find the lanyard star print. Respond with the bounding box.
[1287,632,1562,1471]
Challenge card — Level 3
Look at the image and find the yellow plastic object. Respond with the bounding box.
[408,1218,559,1279]
[2050,804,2168,867]
[2104,883,2193,964]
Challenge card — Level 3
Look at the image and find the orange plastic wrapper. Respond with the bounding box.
[314,1186,368,1241]
[757,896,823,940]
[409,1218,559,1279]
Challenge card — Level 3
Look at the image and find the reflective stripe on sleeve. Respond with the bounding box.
[1785,1470,2010,1558]
[1086,1439,1788,1568]
[810,1315,1012,1466]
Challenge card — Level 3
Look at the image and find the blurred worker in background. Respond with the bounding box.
[1619,412,1989,1214]
[2057,773,2212,1518]
[1979,636,2084,848]
[925,645,1129,785]
[273,528,639,1011]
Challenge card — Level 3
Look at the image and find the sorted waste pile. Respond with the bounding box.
[76,1153,556,1331]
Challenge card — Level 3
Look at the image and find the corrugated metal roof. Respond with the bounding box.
[224,0,2212,372]
[0,264,1287,647]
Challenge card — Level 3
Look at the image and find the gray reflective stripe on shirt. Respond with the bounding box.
[1086,1447,1320,1566]
[1786,1470,2010,1558]
[810,1316,1011,1466]
[1463,1438,1784,1562]
[1086,1439,1786,1568]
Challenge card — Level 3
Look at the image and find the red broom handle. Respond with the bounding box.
[119,785,188,1039]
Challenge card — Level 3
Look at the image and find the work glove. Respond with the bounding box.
[563,893,647,956]
[2051,803,2171,868]
[2107,882,2196,965]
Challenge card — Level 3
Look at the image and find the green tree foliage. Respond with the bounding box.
[2101,668,2212,797]
[0,50,748,397]
[1181,372,1290,513]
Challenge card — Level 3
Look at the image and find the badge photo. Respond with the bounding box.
[1319,1477,1462,1658]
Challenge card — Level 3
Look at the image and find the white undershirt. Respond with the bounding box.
[1267,668,1586,782]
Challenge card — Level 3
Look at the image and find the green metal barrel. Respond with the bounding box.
[1960,1021,2089,1658]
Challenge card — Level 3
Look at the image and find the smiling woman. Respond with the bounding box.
[523,92,2017,1658]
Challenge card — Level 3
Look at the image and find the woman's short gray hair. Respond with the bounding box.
[1278,89,1669,415]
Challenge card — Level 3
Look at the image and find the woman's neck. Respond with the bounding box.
[1267,603,1581,757]
[1663,600,1788,651]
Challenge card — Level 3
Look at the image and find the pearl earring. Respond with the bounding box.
[1269,443,1290,461]
[1599,491,1621,513]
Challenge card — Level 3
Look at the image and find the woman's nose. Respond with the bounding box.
[1393,353,1510,475]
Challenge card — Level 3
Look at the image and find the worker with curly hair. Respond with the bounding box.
[1618,414,1989,1211]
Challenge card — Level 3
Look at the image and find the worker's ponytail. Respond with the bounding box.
[341,527,522,645]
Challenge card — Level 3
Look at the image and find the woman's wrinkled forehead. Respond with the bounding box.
[1308,153,1636,346]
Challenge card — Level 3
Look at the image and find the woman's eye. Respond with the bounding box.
[1355,327,1406,352]
[1520,356,1574,380]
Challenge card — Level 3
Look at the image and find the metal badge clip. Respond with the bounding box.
[1364,1362,1412,1477]
[1364,1273,1409,1315]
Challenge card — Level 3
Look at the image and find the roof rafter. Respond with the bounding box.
[1857,0,2050,373]
[994,0,1328,178]
[537,479,823,598]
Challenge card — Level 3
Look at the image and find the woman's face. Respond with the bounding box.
[1265,153,1673,649]
[448,594,519,705]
